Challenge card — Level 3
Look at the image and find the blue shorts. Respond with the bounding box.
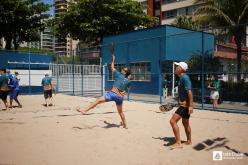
[104,91,123,105]
[10,90,19,100]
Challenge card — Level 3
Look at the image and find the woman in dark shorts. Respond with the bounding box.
[0,69,10,110]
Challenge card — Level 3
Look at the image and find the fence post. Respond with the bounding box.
[72,50,75,95]
[158,38,163,104]
[28,43,31,95]
[56,53,59,93]
[82,66,84,96]
[101,65,105,96]
[201,31,205,110]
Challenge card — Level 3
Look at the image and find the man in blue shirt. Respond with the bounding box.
[77,46,131,129]
[169,62,194,149]
[9,72,22,108]
[41,73,53,107]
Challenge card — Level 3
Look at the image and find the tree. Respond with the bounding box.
[55,0,158,45]
[0,0,50,50]
[193,0,248,81]
[187,51,221,73]
[172,15,200,30]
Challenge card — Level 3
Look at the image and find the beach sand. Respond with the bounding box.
[0,94,247,165]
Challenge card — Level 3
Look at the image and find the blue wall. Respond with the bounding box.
[0,51,52,94]
[0,51,51,69]
[102,25,215,95]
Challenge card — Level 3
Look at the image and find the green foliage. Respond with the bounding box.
[194,0,248,80]
[187,51,222,73]
[55,0,158,45]
[172,16,200,30]
[0,0,51,50]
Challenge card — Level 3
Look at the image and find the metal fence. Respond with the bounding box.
[50,64,104,97]
[3,24,248,114]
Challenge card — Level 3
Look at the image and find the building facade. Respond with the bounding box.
[40,27,54,52]
[102,25,214,94]
[135,0,200,25]
[54,0,78,56]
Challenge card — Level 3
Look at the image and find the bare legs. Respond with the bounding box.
[76,96,128,129]
[44,97,53,107]
[213,99,218,109]
[77,96,105,114]
[182,118,192,145]
[170,113,182,148]
[10,99,22,108]
[116,104,128,129]
[1,99,9,111]
[170,113,192,149]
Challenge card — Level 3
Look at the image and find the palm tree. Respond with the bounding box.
[194,0,248,81]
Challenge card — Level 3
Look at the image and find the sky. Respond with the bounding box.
[41,0,54,15]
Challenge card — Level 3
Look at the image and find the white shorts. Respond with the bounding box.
[210,91,219,100]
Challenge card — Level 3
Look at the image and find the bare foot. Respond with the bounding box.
[120,122,128,129]
[76,109,87,115]
[170,143,183,150]
[183,141,192,145]
[123,125,128,129]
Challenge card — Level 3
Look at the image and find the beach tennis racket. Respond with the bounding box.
[159,103,177,112]
[109,42,114,55]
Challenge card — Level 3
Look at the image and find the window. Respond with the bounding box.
[186,5,198,15]
[108,64,126,80]
[178,8,186,16]
[163,0,186,4]
[130,62,151,81]
[163,0,177,4]
[154,1,160,9]
[163,10,177,19]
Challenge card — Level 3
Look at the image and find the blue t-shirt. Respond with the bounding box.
[113,70,131,92]
[178,74,192,102]
[41,76,52,86]
[9,76,19,90]
[7,73,14,79]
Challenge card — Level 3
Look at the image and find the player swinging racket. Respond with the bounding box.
[76,44,131,129]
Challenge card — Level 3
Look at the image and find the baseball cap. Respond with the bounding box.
[174,62,188,71]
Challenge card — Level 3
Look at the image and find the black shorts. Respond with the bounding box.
[44,90,52,99]
[0,91,9,101]
[175,106,190,119]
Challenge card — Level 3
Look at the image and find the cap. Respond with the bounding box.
[175,62,188,71]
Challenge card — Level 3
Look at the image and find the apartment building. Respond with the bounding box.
[55,0,78,56]
[40,27,54,52]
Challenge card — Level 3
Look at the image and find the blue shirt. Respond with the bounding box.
[9,76,20,90]
[7,73,14,79]
[178,74,192,102]
[41,76,52,86]
[113,70,131,92]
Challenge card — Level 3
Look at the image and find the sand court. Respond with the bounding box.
[0,94,247,165]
